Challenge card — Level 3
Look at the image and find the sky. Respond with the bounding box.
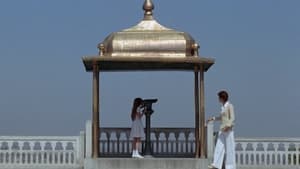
[0,0,299,137]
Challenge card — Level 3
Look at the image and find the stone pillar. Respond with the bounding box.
[92,64,100,158]
[85,120,92,158]
[79,131,86,164]
[199,65,206,158]
[194,66,200,158]
[206,122,214,161]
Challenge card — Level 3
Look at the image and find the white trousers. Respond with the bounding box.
[212,130,236,169]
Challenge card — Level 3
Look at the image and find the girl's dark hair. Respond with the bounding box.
[218,90,229,102]
[131,98,143,121]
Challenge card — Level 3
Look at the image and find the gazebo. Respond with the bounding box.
[82,0,214,159]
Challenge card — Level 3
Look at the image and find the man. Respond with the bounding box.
[208,90,236,169]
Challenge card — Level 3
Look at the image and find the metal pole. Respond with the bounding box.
[199,65,206,158]
[194,66,200,158]
[92,63,100,158]
[144,110,153,156]
[143,99,157,157]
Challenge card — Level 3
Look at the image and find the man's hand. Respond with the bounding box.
[207,117,214,123]
[222,126,232,132]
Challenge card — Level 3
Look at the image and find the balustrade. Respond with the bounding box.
[99,128,196,157]
[1,121,300,169]
[0,136,83,168]
[235,138,300,167]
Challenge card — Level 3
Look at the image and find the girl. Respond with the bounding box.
[130,98,145,158]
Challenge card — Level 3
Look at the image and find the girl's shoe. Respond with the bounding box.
[132,150,137,158]
[135,153,144,159]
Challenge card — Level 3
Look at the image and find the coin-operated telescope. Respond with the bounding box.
[142,99,158,157]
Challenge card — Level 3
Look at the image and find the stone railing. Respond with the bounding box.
[2,120,299,169]
[236,137,300,168]
[99,127,196,157]
[84,121,215,158]
[0,134,84,168]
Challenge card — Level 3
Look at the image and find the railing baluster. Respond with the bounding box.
[3,152,6,164]
[8,142,12,164]
[242,142,247,165]
[23,151,26,165]
[116,131,121,154]
[165,132,170,153]
[30,142,34,164]
[184,132,189,154]
[180,140,184,154]
[296,143,299,166]
[161,134,165,154]
[236,151,239,165]
[52,142,56,164]
[121,140,124,155]
[274,143,280,165]
[62,142,66,165]
[285,146,288,166]
[263,143,268,165]
[14,152,17,164]
[155,132,160,154]
[253,142,257,165]
[175,132,179,154]
[100,140,104,154]
[47,151,50,164]
[126,131,130,154]
[106,132,111,154]
[285,143,289,166]
[259,151,263,165]
[112,140,116,153]
[280,146,284,166]
[40,141,45,164]
[63,151,67,165]
[289,143,294,166]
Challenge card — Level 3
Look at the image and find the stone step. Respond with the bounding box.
[85,158,208,169]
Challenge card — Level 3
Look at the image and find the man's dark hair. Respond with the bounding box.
[218,90,229,102]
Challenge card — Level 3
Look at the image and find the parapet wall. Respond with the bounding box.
[84,158,209,169]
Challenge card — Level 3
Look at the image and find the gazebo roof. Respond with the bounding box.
[83,56,214,72]
[82,0,214,72]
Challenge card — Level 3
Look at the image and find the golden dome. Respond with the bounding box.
[99,0,200,58]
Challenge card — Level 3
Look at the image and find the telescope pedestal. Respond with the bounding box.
[142,99,157,157]
[144,110,153,157]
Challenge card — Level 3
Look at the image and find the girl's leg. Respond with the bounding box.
[135,138,144,158]
[132,138,137,151]
[136,138,141,152]
[132,138,137,157]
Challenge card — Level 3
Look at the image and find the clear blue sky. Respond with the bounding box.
[0,0,299,137]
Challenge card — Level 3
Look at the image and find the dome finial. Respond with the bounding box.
[143,0,154,20]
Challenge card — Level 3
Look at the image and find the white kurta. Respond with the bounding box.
[212,101,236,169]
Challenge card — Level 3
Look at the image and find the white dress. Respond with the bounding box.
[130,106,145,139]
